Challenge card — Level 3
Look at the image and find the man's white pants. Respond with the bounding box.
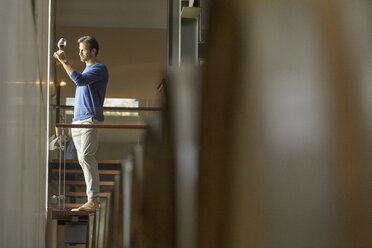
[71,117,100,200]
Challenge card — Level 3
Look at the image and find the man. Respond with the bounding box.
[54,36,109,211]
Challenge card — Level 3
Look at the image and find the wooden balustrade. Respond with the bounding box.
[56,123,148,129]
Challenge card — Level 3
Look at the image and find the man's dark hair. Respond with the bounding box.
[78,36,99,56]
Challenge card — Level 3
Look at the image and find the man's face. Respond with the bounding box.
[79,42,94,62]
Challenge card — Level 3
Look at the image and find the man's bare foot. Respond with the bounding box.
[71,198,100,212]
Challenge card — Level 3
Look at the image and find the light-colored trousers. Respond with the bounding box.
[71,117,101,200]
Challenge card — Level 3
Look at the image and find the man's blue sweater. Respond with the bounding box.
[70,62,109,122]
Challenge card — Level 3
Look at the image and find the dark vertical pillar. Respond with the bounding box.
[167,0,180,68]
[56,85,60,124]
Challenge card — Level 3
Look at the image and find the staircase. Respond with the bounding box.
[47,159,125,248]
[49,160,121,210]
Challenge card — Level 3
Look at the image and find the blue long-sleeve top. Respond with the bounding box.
[70,62,109,121]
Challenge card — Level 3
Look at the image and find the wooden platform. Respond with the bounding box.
[51,209,93,221]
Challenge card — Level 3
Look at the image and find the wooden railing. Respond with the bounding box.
[52,105,163,112]
[55,123,148,130]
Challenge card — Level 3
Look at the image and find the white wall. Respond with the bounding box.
[55,27,167,101]
[0,0,49,247]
